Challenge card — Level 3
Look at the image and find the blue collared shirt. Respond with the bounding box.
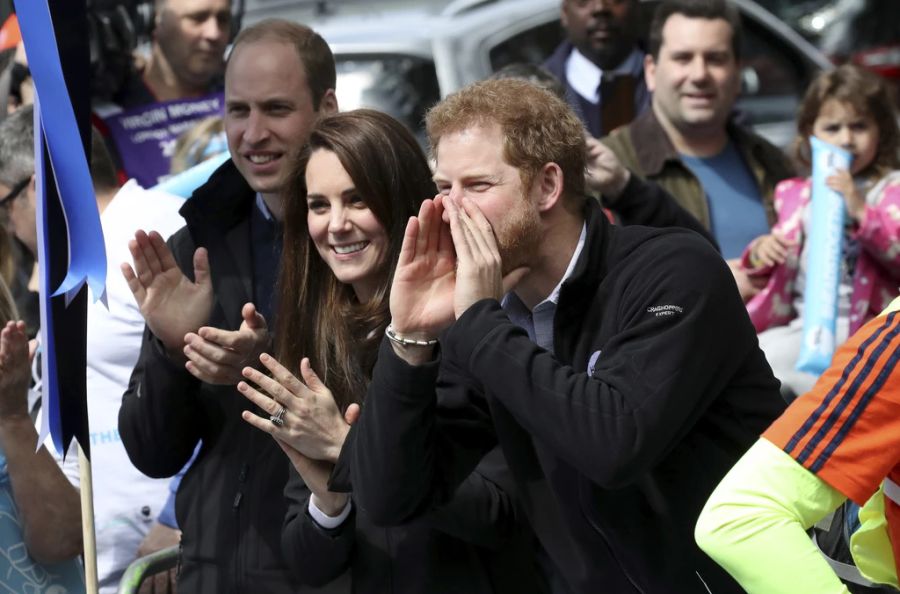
[502,225,587,353]
[250,193,283,322]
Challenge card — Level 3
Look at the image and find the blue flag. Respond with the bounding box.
[15,0,104,458]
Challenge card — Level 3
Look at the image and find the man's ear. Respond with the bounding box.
[534,162,564,213]
[319,89,339,115]
[644,53,656,93]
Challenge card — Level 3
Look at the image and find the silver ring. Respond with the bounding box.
[269,405,286,427]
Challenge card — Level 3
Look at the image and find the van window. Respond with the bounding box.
[335,55,441,141]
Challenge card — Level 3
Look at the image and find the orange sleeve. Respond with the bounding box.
[764,310,900,505]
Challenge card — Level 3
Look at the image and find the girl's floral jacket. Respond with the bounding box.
[743,173,900,335]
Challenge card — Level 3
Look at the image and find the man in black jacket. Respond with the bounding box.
[332,78,786,593]
[118,19,339,593]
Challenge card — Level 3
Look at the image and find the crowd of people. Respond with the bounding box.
[0,0,898,592]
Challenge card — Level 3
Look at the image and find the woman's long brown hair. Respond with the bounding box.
[275,109,433,411]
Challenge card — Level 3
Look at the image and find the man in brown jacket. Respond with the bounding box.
[602,0,792,295]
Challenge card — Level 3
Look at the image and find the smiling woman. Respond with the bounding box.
[275,109,430,412]
[304,148,390,303]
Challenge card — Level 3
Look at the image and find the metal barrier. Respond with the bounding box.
[117,545,179,594]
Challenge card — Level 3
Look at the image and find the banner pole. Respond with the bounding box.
[78,443,99,594]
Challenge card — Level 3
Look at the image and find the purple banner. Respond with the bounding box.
[103,92,224,187]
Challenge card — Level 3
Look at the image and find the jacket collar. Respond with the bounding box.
[628,108,769,176]
[544,40,575,79]
[179,158,256,233]
[560,199,613,300]
[178,159,257,327]
[630,109,678,176]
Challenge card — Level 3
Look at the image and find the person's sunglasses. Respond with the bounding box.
[0,177,30,209]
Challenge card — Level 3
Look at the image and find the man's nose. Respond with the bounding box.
[687,57,710,81]
[447,184,465,202]
[243,112,269,144]
[200,15,227,41]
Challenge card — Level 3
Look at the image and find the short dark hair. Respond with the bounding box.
[647,0,742,61]
[229,19,336,110]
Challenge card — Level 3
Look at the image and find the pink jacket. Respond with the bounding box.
[743,174,900,334]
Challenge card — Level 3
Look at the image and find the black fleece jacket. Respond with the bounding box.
[337,199,785,593]
[119,161,324,594]
[283,445,544,594]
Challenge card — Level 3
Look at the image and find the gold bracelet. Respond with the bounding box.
[384,324,438,347]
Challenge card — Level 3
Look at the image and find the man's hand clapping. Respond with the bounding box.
[122,230,214,359]
[184,303,271,385]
